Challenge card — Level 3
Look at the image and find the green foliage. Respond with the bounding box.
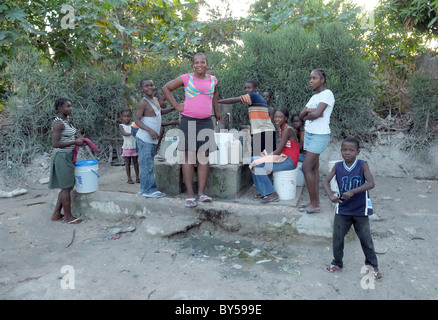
[408,71,438,143]
[365,1,437,119]
[1,46,130,164]
[383,0,438,36]
[249,0,363,32]
[212,23,375,138]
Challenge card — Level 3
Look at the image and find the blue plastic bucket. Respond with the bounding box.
[75,160,99,193]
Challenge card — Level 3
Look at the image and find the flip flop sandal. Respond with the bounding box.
[127,179,134,184]
[261,195,279,203]
[185,198,197,207]
[304,208,320,214]
[198,194,212,202]
[63,218,82,225]
[143,191,166,198]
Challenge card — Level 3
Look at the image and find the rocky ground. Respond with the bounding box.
[1,135,438,305]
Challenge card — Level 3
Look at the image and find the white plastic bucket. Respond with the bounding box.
[75,160,99,193]
[296,162,305,187]
[273,168,298,200]
[328,160,342,193]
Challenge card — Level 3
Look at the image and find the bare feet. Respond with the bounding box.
[50,212,64,221]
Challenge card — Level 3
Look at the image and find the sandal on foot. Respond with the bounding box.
[136,178,140,183]
[254,194,264,199]
[143,191,166,198]
[63,218,82,225]
[198,194,212,202]
[185,198,197,207]
[304,208,320,214]
[299,206,320,214]
[325,264,342,273]
[261,195,279,203]
[127,179,134,184]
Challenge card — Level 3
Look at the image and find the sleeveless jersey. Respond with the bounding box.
[334,159,373,216]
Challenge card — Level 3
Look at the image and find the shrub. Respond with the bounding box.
[190,23,375,138]
[408,71,438,144]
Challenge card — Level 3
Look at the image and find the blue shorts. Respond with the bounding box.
[304,131,330,154]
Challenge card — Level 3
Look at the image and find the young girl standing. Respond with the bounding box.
[49,98,86,224]
[249,108,300,203]
[299,69,335,214]
[119,109,140,184]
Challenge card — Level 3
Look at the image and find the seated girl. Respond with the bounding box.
[249,108,300,203]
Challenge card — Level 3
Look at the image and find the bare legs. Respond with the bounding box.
[182,150,210,201]
[302,151,321,211]
[50,188,81,223]
[124,156,140,183]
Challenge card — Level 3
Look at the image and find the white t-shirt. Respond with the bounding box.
[304,89,335,134]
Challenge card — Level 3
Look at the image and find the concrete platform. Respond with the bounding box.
[46,161,341,241]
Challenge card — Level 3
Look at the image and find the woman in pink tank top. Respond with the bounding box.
[162,52,222,208]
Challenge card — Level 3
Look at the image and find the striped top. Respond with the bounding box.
[53,117,76,153]
[240,92,275,134]
[185,73,216,99]
[181,73,218,119]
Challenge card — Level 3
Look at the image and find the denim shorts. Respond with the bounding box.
[304,131,330,154]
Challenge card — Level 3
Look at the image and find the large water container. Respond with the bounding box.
[273,168,298,200]
[75,160,99,193]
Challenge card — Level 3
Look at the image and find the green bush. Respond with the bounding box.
[1,46,130,165]
[150,23,375,138]
[408,71,438,143]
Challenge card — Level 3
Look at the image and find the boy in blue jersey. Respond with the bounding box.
[323,138,382,281]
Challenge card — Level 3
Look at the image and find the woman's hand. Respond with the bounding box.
[74,138,87,146]
[175,103,184,112]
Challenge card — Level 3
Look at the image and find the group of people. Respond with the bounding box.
[48,52,381,280]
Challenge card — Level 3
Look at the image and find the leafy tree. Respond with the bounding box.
[383,0,438,36]
[248,0,363,32]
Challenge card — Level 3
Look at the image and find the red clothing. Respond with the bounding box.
[72,138,100,164]
[279,125,299,167]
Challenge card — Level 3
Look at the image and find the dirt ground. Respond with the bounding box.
[1,139,438,303]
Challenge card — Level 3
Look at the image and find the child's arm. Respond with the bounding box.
[119,124,131,137]
[323,167,342,203]
[161,120,179,127]
[271,127,296,156]
[161,107,176,115]
[299,103,327,121]
[341,162,375,200]
[213,86,222,121]
[218,97,241,104]
[135,100,160,140]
